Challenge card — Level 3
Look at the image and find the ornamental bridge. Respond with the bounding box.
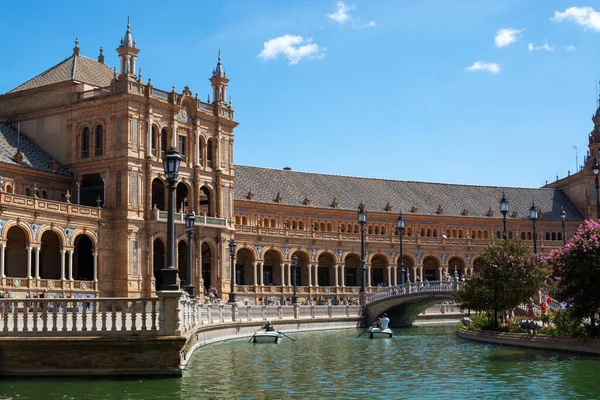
[364,280,465,327]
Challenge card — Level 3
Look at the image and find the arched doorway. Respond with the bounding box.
[176,182,188,213]
[80,173,104,207]
[317,253,335,286]
[73,235,94,281]
[423,256,439,281]
[344,254,361,287]
[291,251,309,287]
[178,240,189,285]
[402,255,415,283]
[448,257,466,280]
[263,249,281,286]
[40,230,61,279]
[371,255,388,286]
[151,179,165,211]
[153,238,165,291]
[236,248,255,285]
[5,226,27,277]
[199,186,211,216]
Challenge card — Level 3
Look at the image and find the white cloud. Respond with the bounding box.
[566,44,576,51]
[327,0,353,24]
[258,35,324,65]
[466,61,501,74]
[528,41,554,52]
[553,7,600,31]
[495,28,525,47]
[327,1,375,29]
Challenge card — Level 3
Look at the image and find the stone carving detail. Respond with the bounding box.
[464,254,473,265]
[440,253,448,264]
[63,227,74,246]
[28,223,41,241]
[254,245,264,258]
[414,252,423,264]
[281,247,291,259]
[309,248,318,261]
[335,249,344,262]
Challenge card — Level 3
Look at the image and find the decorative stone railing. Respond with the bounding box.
[154,210,226,227]
[0,192,102,220]
[0,294,363,338]
[365,281,465,304]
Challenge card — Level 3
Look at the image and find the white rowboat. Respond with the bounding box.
[252,331,284,343]
[368,327,394,339]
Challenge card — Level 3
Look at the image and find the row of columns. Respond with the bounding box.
[237,262,475,288]
[0,244,98,282]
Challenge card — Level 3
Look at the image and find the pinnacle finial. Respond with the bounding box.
[73,38,80,56]
[127,15,131,30]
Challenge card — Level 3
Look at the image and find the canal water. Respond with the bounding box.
[2,325,600,399]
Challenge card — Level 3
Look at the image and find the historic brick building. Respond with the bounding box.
[0,21,592,303]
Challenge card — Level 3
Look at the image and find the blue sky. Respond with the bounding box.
[1,1,600,188]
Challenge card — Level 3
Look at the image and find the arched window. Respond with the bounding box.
[41,190,48,199]
[552,232,557,241]
[496,231,501,239]
[25,187,31,196]
[242,216,248,225]
[558,232,562,241]
[527,232,532,240]
[521,232,526,240]
[95,125,104,156]
[508,231,513,239]
[299,221,304,230]
[151,126,158,156]
[82,127,90,158]
[381,226,386,235]
[160,128,168,157]
[207,139,214,168]
[320,222,326,231]
[545,232,550,240]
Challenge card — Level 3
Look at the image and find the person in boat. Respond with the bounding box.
[261,320,276,332]
[371,317,382,329]
[380,313,390,330]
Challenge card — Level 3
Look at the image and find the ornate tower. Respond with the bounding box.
[116,17,139,79]
[210,50,229,104]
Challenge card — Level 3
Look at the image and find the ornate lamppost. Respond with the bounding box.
[530,202,538,255]
[161,148,181,291]
[397,214,405,285]
[500,192,509,239]
[291,254,298,304]
[593,157,600,220]
[561,209,567,245]
[184,211,196,296]
[358,204,367,293]
[229,239,237,303]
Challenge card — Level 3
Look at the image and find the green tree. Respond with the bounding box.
[547,220,600,332]
[457,239,547,328]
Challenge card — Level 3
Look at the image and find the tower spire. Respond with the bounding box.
[117,16,140,79]
[210,50,229,106]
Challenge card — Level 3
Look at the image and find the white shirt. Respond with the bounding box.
[380,317,390,330]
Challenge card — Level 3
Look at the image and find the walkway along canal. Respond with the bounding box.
[0,281,461,376]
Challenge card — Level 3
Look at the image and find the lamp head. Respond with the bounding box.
[560,209,566,221]
[358,203,367,224]
[229,239,237,256]
[593,157,600,176]
[499,192,509,215]
[396,214,405,230]
[529,202,538,221]
[185,211,196,231]
[163,147,182,181]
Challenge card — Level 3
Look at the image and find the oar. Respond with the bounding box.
[248,326,263,343]
[357,326,370,337]
[279,332,296,342]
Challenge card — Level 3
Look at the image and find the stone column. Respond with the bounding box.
[340,264,345,287]
[307,264,312,287]
[60,249,66,280]
[259,263,264,286]
[393,266,397,286]
[0,243,5,278]
[68,250,74,280]
[93,251,98,282]
[280,263,286,286]
[314,264,319,287]
[286,263,291,287]
[387,266,392,286]
[34,246,40,279]
[26,246,32,279]
[438,267,443,281]
[367,264,371,288]
[334,264,339,287]
[253,262,258,286]
[412,267,418,282]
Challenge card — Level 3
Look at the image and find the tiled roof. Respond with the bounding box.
[8,55,113,94]
[0,122,70,176]
[234,165,584,221]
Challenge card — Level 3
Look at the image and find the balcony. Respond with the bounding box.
[0,192,102,220]
[154,210,227,228]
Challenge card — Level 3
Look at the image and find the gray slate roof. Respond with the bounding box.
[234,165,584,221]
[8,55,113,94]
[0,122,70,176]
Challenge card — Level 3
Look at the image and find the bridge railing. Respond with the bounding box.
[365,281,465,304]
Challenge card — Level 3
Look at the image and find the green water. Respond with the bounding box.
[2,325,600,399]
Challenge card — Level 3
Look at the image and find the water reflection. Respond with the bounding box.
[3,326,600,399]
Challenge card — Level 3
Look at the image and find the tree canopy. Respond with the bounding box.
[547,219,600,327]
[457,239,547,326]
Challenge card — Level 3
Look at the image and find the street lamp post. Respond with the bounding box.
[593,157,600,220]
[161,148,182,291]
[358,204,367,293]
[291,254,298,304]
[397,214,405,285]
[500,192,509,239]
[184,211,196,296]
[561,209,567,245]
[530,202,539,255]
[229,239,237,303]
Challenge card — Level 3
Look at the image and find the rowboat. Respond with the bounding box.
[252,331,284,343]
[368,327,394,339]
